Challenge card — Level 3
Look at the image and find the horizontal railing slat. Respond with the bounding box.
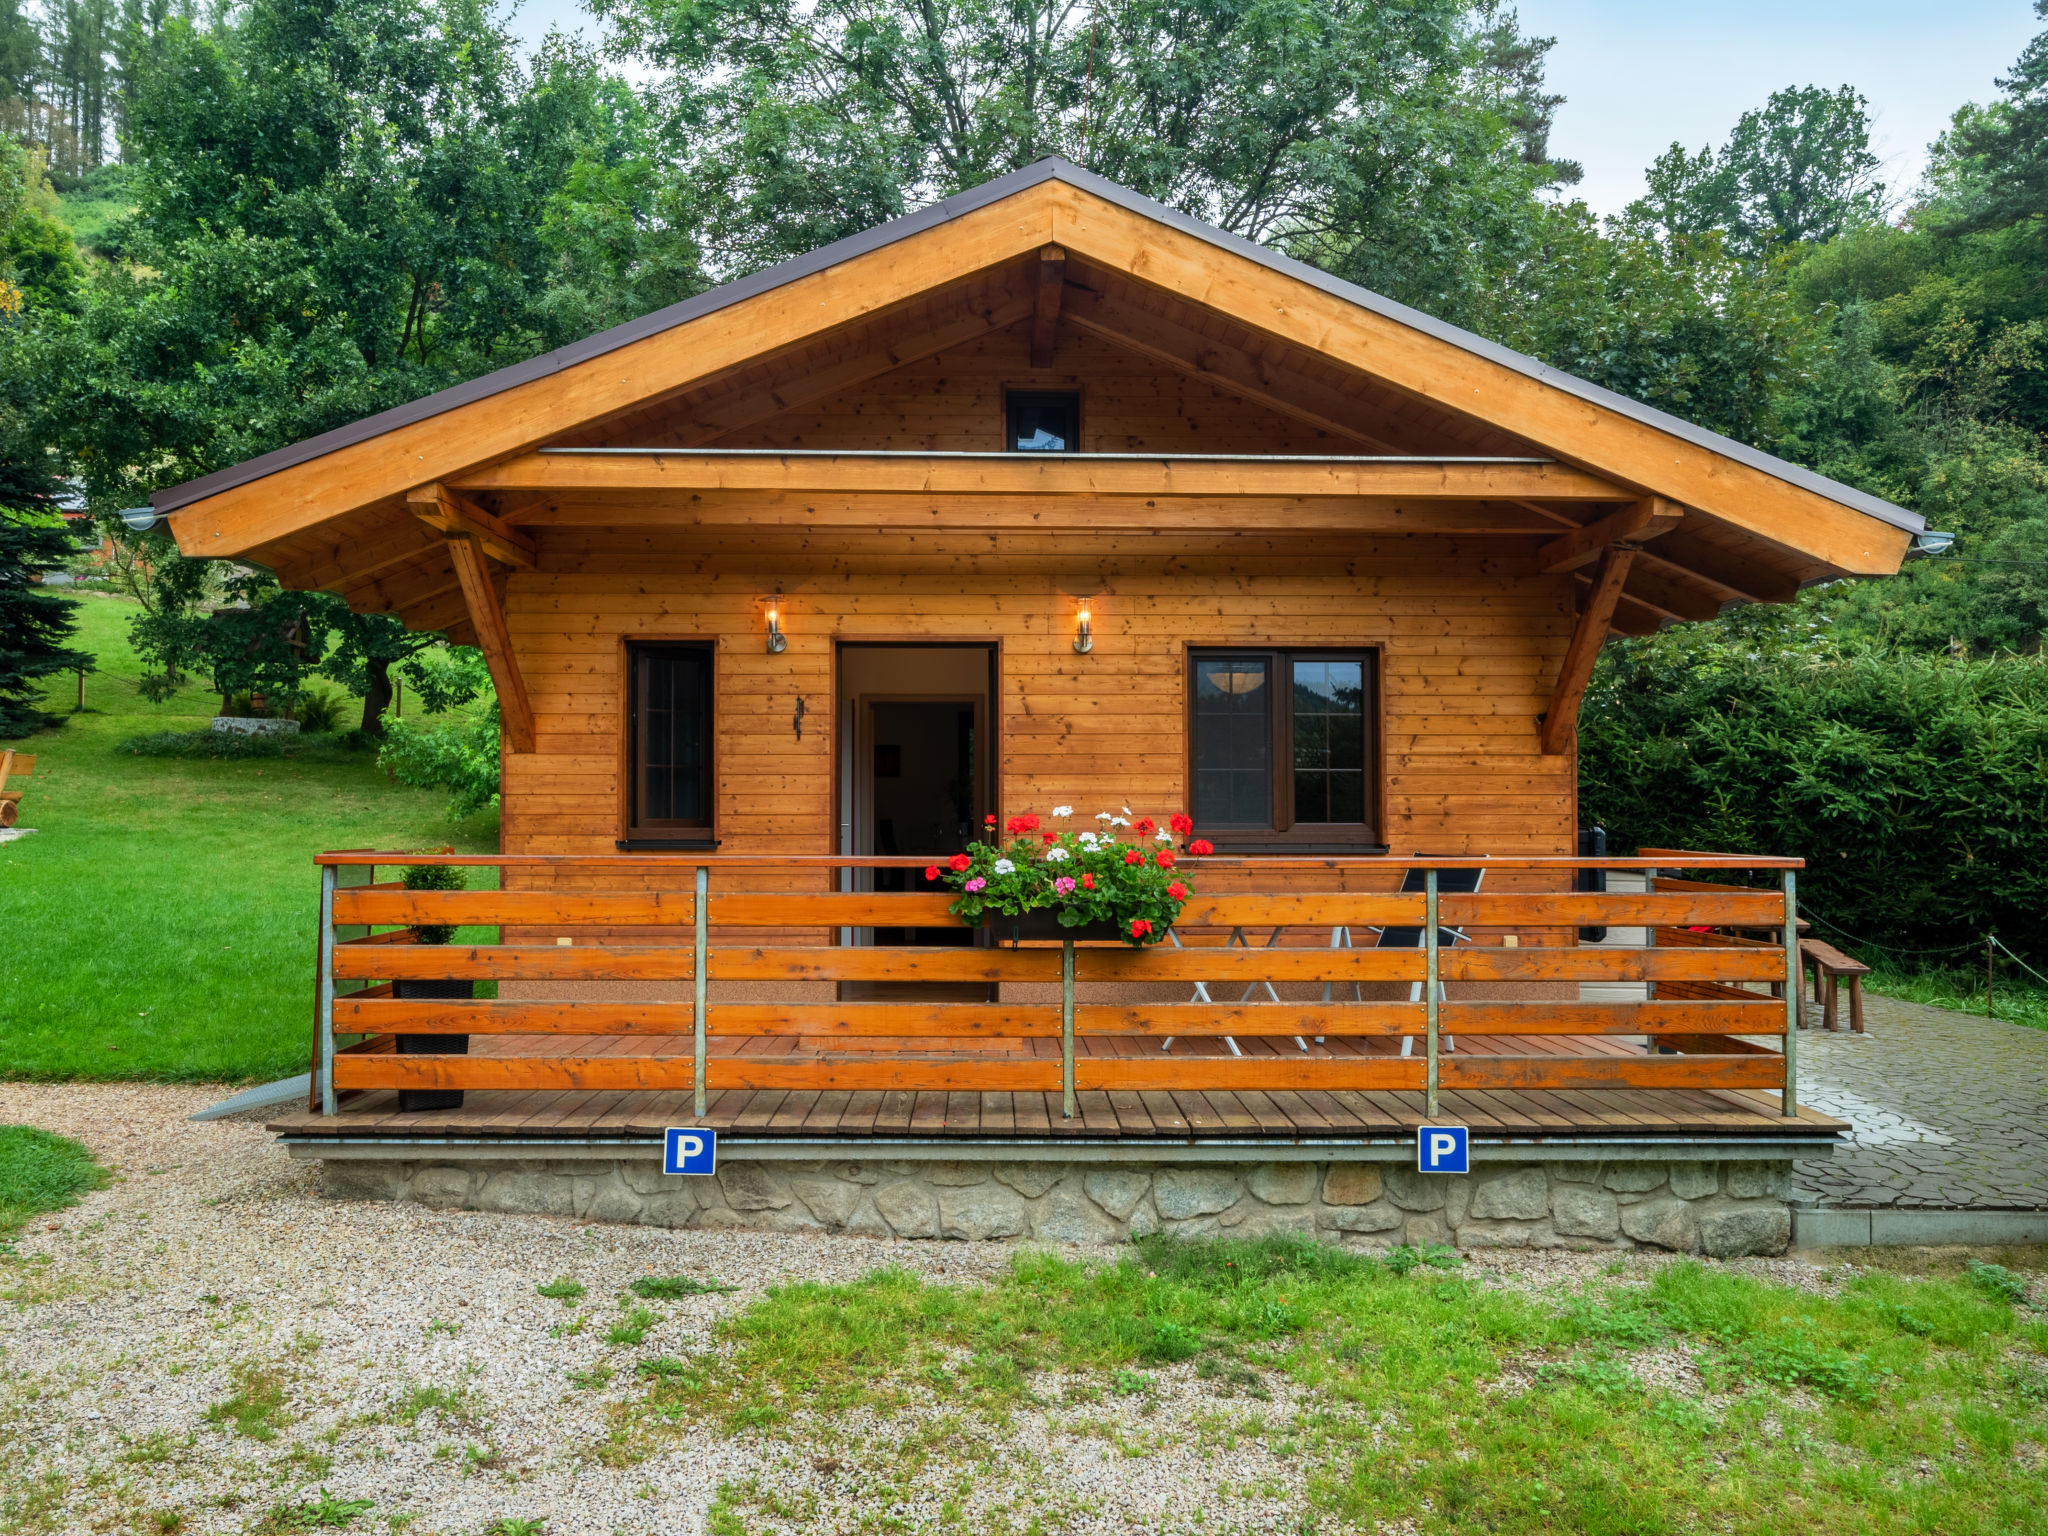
[1439,1055,1784,1091]
[335,998,1779,1039]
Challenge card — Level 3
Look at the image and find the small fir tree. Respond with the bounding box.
[0,454,90,737]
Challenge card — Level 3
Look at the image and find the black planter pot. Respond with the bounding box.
[393,977,471,1112]
[985,909,1130,945]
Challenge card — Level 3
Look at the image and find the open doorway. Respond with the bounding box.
[838,645,995,978]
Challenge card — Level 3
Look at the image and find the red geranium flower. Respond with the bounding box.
[1081,873,1095,890]
[1167,881,1187,901]
[985,814,998,826]
[1002,812,1041,835]
[925,865,940,881]
[1124,850,1144,865]
[1155,850,1176,869]
[1169,813,1195,835]
[949,853,972,873]
[1133,816,1156,836]
[1130,918,1153,938]
[1188,839,1214,857]
[1042,832,1059,845]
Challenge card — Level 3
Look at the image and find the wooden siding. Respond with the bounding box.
[502,564,1575,859]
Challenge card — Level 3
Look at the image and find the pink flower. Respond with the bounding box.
[963,877,986,892]
[1054,876,1077,895]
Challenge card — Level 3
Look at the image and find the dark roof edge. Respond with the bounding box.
[155,157,1921,537]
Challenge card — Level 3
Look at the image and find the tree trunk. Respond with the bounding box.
[360,657,394,736]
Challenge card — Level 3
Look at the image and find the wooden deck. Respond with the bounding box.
[288,850,1844,1148]
[272,1028,1844,1143]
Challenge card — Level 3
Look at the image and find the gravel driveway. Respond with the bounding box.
[0,1084,1984,1536]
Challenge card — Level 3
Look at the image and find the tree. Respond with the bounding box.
[316,605,486,736]
[0,451,89,737]
[1939,1,2048,239]
[1630,85,1884,258]
[595,0,1577,310]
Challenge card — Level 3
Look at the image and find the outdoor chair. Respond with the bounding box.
[1368,864,1485,1056]
[0,751,33,828]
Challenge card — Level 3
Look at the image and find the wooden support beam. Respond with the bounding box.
[455,451,1628,502]
[498,491,1569,534]
[407,483,537,568]
[444,533,535,754]
[1538,497,1682,573]
[1540,542,1636,756]
[1030,245,1066,368]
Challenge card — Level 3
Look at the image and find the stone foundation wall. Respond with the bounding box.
[321,1155,1796,1257]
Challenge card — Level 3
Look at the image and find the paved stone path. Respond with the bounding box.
[1793,993,2048,1210]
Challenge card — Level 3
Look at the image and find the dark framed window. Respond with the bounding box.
[626,643,714,838]
[1006,390,1079,452]
[1189,650,1378,846]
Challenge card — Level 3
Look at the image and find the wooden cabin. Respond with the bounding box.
[154,162,1914,1232]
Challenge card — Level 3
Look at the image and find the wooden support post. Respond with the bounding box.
[1782,870,1800,1117]
[1424,869,1440,1118]
[318,864,338,1116]
[444,533,536,754]
[1540,542,1637,756]
[1537,497,1681,574]
[693,863,709,1117]
[1031,245,1067,368]
[1061,938,1077,1118]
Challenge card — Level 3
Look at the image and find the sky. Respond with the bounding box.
[506,0,2043,218]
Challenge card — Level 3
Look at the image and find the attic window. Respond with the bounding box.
[1007,391,1078,452]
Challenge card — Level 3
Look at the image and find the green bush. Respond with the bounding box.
[1581,643,2048,964]
[117,729,374,761]
[400,861,467,946]
[378,704,501,822]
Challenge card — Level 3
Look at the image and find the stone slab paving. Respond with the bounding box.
[1794,991,2048,1210]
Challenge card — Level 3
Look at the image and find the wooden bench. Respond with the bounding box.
[0,750,32,828]
[1799,938,1869,1033]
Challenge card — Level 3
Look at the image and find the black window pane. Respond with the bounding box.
[1008,392,1078,452]
[1291,657,1366,826]
[1193,658,1271,827]
[636,648,711,826]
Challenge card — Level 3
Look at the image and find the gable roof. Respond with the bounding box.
[155,156,1920,540]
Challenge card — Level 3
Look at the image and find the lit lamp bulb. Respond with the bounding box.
[1073,606,1093,655]
[766,605,787,654]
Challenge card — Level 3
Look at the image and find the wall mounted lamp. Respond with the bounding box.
[766,605,788,654]
[1073,606,1093,655]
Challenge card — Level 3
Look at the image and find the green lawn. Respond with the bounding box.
[617,1235,2048,1536]
[0,1125,108,1238]
[0,592,495,1084]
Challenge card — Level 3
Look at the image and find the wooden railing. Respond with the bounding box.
[311,853,1805,1121]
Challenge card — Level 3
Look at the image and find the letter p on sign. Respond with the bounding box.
[663,1127,718,1176]
[1418,1125,1469,1174]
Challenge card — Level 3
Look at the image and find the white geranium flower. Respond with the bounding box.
[993,858,1016,875]
[1121,805,1133,816]
[1155,829,1173,843]
[1045,847,1069,862]
[1110,816,1130,828]
[1078,831,1100,846]
[1095,811,1115,822]
[1052,805,1073,818]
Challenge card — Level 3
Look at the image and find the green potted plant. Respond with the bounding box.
[926,807,1209,946]
[395,861,470,1111]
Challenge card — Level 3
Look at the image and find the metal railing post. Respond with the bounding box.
[1062,938,1077,1119]
[1781,869,1800,1117]
[317,864,337,1116]
[1424,868,1440,1118]
[693,863,709,1118]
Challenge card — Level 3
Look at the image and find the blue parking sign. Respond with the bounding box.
[663,1126,718,1176]
[1417,1125,1469,1174]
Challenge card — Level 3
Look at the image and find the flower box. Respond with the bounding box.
[927,806,1213,947]
[984,910,1127,945]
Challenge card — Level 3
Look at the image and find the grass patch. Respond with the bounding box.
[536,1277,584,1306]
[606,1305,658,1346]
[0,594,498,1083]
[1869,959,2048,1033]
[613,1234,2048,1534]
[254,1489,373,1531]
[0,1125,108,1237]
[628,1274,738,1300]
[386,1382,487,1430]
[202,1362,291,1441]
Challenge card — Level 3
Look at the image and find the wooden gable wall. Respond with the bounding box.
[502,317,1577,864]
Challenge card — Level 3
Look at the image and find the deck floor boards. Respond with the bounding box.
[289,1029,1843,1141]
